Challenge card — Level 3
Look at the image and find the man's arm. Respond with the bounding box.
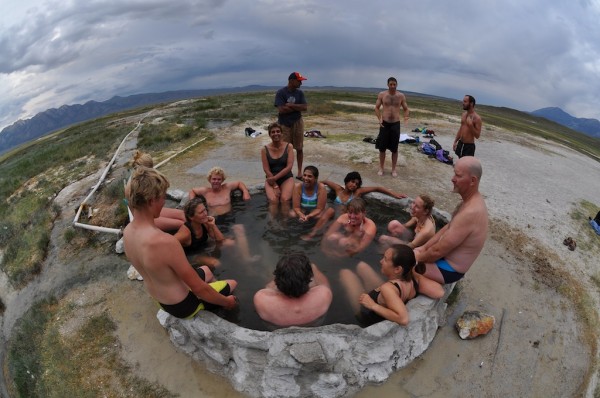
[374,93,384,124]
[415,214,471,263]
[189,186,208,199]
[469,114,482,139]
[401,95,410,122]
[166,237,237,309]
[229,181,251,201]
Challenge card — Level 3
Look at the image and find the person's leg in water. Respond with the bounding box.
[301,207,335,241]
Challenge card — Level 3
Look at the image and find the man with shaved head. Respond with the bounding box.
[414,157,488,284]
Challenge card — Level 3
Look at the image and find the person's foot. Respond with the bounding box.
[391,170,398,178]
[377,169,384,176]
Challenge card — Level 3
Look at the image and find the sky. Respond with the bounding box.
[2,0,600,131]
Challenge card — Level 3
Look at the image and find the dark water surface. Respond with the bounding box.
[187,197,413,331]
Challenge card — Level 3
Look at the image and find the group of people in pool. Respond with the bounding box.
[123,126,489,328]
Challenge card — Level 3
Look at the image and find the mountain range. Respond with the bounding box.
[1,88,599,154]
[530,107,600,138]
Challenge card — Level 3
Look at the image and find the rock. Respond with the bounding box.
[167,189,187,201]
[115,237,125,254]
[127,264,143,281]
[455,310,495,339]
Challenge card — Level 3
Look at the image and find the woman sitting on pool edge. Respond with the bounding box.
[303,171,407,240]
[379,194,436,249]
[321,198,377,258]
[290,166,328,233]
[261,122,295,219]
[340,244,444,326]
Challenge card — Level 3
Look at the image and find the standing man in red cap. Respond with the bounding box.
[275,72,308,180]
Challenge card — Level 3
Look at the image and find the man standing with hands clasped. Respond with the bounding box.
[374,77,410,177]
[275,72,309,180]
[453,95,482,158]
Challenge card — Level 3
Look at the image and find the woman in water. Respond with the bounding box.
[304,171,406,239]
[322,198,377,257]
[291,166,328,230]
[379,194,436,249]
[127,150,186,231]
[261,122,295,218]
[340,244,444,326]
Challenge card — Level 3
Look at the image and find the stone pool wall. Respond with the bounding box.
[158,285,454,398]
[159,188,454,397]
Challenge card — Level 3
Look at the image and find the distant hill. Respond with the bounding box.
[531,107,600,139]
[0,86,277,155]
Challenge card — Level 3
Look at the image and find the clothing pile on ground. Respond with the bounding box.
[399,133,420,144]
[412,127,437,138]
[304,130,326,138]
[417,138,454,165]
[589,210,600,236]
[245,127,262,138]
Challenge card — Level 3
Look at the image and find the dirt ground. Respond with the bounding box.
[2,102,600,397]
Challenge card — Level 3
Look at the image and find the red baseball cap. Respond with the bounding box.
[288,72,307,81]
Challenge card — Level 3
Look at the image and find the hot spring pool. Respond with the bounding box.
[161,187,453,398]
[184,191,445,331]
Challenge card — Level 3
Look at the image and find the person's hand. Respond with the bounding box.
[359,293,376,310]
[206,216,216,226]
[394,192,408,199]
[266,176,277,186]
[299,213,308,222]
[243,191,251,201]
[223,295,238,311]
[452,141,457,151]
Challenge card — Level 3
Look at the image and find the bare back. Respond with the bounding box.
[123,220,193,305]
[253,285,332,327]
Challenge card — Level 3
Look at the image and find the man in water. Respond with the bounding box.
[274,72,308,179]
[452,95,482,158]
[414,157,488,284]
[253,252,332,327]
[374,76,410,177]
[123,166,237,319]
[189,166,251,216]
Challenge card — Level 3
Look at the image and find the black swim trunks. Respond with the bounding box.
[375,121,401,153]
[158,282,232,319]
[454,139,476,158]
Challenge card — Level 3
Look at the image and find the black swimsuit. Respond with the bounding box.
[265,143,293,186]
[359,279,420,326]
[184,221,209,253]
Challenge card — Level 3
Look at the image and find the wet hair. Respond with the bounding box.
[183,197,207,222]
[465,95,476,107]
[267,122,282,135]
[418,194,435,216]
[343,171,363,188]
[346,197,366,214]
[207,166,226,182]
[273,252,314,298]
[389,244,425,280]
[126,167,169,210]
[303,165,319,179]
[387,77,397,84]
[131,150,154,168]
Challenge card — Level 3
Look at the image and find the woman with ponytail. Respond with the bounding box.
[340,244,444,326]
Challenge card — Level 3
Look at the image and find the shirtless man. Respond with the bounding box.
[414,157,488,284]
[189,166,251,216]
[452,95,482,158]
[322,198,377,257]
[374,77,410,177]
[123,166,237,319]
[253,252,332,327]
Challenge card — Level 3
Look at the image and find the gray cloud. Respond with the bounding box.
[1,0,600,130]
